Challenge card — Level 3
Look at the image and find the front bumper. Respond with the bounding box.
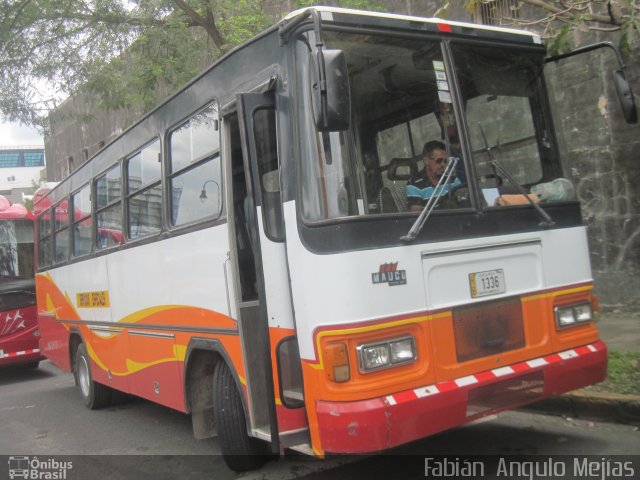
[0,325,44,367]
[317,341,607,453]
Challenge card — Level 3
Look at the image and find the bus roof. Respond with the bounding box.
[0,196,33,220]
[282,7,542,45]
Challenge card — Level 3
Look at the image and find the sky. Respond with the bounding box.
[0,121,44,147]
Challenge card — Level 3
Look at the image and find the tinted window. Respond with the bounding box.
[95,164,123,249]
[96,165,121,208]
[53,202,69,263]
[169,104,222,226]
[126,140,163,239]
[72,185,92,257]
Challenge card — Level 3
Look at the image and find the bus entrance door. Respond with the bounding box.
[228,90,298,451]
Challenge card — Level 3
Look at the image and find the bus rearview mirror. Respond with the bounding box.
[545,42,638,125]
[613,70,638,124]
[311,49,351,131]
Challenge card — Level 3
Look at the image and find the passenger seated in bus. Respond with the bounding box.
[406,140,462,211]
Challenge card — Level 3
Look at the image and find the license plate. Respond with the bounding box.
[469,269,506,298]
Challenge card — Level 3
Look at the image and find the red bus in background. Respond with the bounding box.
[0,195,41,368]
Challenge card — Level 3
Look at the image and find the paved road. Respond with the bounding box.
[1,361,638,480]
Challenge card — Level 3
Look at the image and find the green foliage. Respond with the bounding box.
[618,4,638,60]
[462,0,478,13]
[4,0,637,131]
[448,0,639,59]
[586,350,640,395]
[0,0,273,128]
[603,350,640,395]
[293,0,384,11]
[22,180,41,212]
[546,23,573,57]
[214,0,274,47]
[85,18,204,112]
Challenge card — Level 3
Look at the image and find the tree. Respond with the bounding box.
[453,1,639,56]
[0,0,275,130]
[0,0,382,132]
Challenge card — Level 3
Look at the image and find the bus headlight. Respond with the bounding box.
[357,336,416,373]
[555,303,593,328]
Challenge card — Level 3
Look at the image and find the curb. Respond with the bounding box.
[523,390,640,425]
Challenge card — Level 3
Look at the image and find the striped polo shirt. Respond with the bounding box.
[406,175,462,208]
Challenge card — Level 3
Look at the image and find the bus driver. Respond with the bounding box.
[406,140,461,211]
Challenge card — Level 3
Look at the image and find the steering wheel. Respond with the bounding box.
[437,182,471,209]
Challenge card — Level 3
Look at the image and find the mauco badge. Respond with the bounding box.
[372,262,407,286]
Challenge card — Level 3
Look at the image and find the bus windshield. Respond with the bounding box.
[297,30,568,222]
[0,219,35,281]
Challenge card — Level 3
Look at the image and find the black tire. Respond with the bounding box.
[212,361,272,472]
[74,343,112,409]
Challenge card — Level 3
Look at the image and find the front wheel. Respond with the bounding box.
[75,343,112,409]
[212,361,272,472]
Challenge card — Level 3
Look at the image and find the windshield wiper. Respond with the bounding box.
[401,157,459,242]
[478,124,554,228]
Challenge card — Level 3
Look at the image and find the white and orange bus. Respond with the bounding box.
[35,7,635,472]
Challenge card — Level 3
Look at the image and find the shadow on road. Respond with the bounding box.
[0,363,56,386]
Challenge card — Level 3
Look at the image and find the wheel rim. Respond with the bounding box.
[78,355,91,398]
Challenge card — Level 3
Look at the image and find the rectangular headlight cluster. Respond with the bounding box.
[555,302,593,328]
[357,336,416,373]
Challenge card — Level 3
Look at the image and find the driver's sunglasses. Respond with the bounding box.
[430,156,447,164]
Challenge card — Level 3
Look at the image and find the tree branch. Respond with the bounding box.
[172,0,226,47]
[519,0,626,26]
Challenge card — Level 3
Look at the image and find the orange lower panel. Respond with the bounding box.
[302,283,601,455]
[92,357,187,411]
[316,341,607,454]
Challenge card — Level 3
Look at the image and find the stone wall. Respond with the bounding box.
[545,32,640,309]
[46,96,145,181]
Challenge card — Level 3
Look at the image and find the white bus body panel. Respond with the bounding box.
[283,202,592,361]
[56,256,112,322]
[256,206,295,330]
[45,225,232,323]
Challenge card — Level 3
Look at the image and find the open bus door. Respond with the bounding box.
[223,89,300,462]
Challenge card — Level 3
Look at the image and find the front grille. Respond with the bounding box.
[453,296,525,362]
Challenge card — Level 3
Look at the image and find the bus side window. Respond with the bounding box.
[169,103,222,226]
[253,108,283,241]
[126,140,162,240]
[37,214,52,268]
[95,164,123,250]
[97,228,123,249]
[54,202,69,263]
[72,184,92,257]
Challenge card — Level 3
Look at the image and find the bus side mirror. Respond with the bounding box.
[613,70,638,124]
[546,42,638,125]
[311,49,351,131]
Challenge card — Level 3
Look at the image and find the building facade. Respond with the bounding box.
[0,146,46,204]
